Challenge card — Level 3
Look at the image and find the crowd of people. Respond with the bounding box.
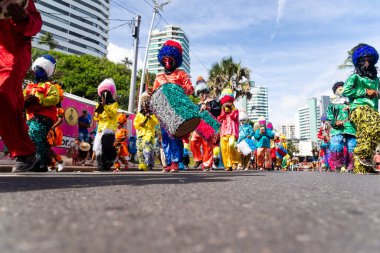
[0,1,379,175]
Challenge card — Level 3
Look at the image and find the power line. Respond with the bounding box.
[110,0,137,16]
[39,10,134,22]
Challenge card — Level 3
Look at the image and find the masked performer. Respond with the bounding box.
[114,113,130,172]
[24,55,60,172]
[190,76,221,171]
[218,88,240,171]
[93,78,118,171]
[254,117,274,170]
[151,40,199,173]
[134,92,159,171]
[0,0,42,172]
[326,81,356,172]
[342,44,380,174]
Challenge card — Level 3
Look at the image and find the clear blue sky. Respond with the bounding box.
[107,0,380,126]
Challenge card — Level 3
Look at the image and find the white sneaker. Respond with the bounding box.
[58,162,65,172]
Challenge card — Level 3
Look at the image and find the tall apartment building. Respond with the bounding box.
[236,81,269,122]
[320,95,331,116]
[278,124,296,139]
[33,0,110,57]
[296,97,321,142]
[147,25,190,74]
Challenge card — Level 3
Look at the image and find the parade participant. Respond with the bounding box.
[342,44,380,174]
[254,116,274,170]
[317,114,331,171]
[190,76,221,171]
[133,92,159,171]
[0,1,42,172]
[113,113,130,172]
[24,55,60,172]
[48,83,65,172]
[78,110,90,142]
[237,112,255,170]
[93,78,118,171]
[218,88,240,171]
[326,81,356,172]
[151,39,197,173]
[374,145,380,172]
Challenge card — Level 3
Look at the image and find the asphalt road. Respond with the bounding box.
[0,171,379,253]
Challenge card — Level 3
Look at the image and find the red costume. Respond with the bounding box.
[0,1,42,157]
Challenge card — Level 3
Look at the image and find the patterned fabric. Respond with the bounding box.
[137,137,155,170]
[27,115,54,169]
[329,134,356,171]
[351,106,380,173]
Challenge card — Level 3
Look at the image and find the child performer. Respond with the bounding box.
[93,79,118,171]
[237,113,255,170]
[317,114,331,171]
[326,81,356,172]
[113,113,130,172]
[133,92,159,171]
[24,55,60,172]
[254,117,274,170]
[218,88,240,171]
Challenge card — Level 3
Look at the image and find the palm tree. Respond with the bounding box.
[338,43,366,69]
[38,32,58,50]
[122,57,133,69]
[208,56,251,98]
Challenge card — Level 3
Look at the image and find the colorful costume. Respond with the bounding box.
[114,113,130,171]
[342,44,380,174]
[152,40,195,172]
[93,79,118,171]
[326,82,356,172]
[190,76,221,171]
[0,1,42,171]
[254,117,274,170]
[218,88,240,171]
[237,113,255,170]
[24,55,60,172]
[317,114,331,171]
[134,92,159,171]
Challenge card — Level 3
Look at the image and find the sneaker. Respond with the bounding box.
[163,166,171,173]
[12,153,37,173]
[170,162,179,173]
[57,162,65,172]
[193,161,202,169]
[202,166,210,172]
[225,167,232,171]
[244,167,249,171]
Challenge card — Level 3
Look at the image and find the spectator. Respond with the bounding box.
[78,110,90,142]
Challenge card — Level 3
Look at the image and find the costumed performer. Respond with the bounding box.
[217,88,240,171]
[254,116,274,170]
[24,55,60,172]
[317,114,331,171]
[190,76,221,171]
[0,0,42,172]
[93,78,118,171]
[152,39,196,173]
[326,81,356,172]
[113,113,130,172]
[237,112,255,170]
[342,43,380,174]
[134,92,159,171]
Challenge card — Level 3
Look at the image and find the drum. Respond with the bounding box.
[194,110,220,141]
[0,0,28,19]
[150,83,200,138]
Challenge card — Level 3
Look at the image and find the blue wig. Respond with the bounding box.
[352,44,379,67]
[157,45,183,68]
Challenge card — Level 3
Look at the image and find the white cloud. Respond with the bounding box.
[107,43,144,69]
[276,0,287,24]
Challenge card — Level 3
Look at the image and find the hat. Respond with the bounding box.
[267,122,273,130]
[320,113,327,121]
[140,91,151,108]
[32,54,56,78]
[98,78,117,99]
[258,116,266,125]
[352,44,379,67]
[194,76,210,96]
[220,88,234,104]
[157,39,183,68]
[117,113,128,124]
[332,81,344,94]
[239,112,247,121]
[79,142,91,152]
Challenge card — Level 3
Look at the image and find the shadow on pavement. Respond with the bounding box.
[0,172,265,193]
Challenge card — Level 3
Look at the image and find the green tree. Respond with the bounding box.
[286,140,299,158]
[122,57,133,69]
[208,56,251,98]
[38,32,58,50]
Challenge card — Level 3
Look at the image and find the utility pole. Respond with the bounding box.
[138,0,170,112]
[128,15,141,113]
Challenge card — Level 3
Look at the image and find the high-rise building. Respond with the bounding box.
[278,124,296,139]
[33,0,109,57]
[297,97,321,142]
[320,95,330,116]
[236,81,269,122]
[147,25,190,74]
